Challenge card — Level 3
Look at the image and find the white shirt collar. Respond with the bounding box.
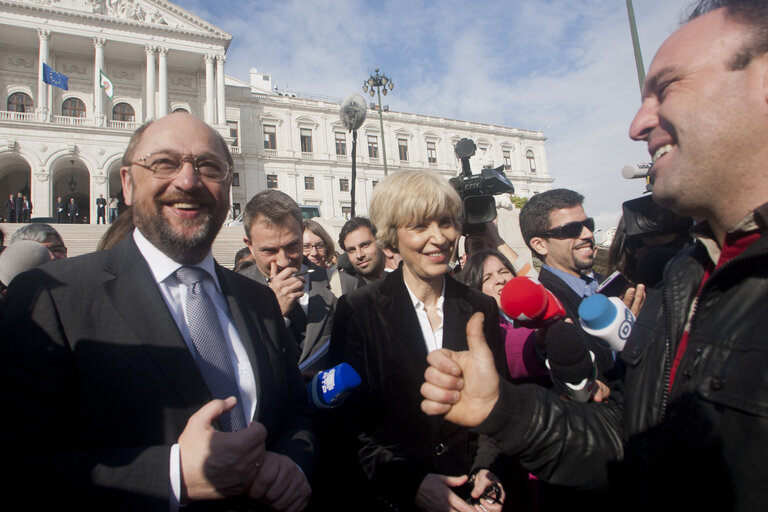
[404,277,446,314]
[132,228,221,292]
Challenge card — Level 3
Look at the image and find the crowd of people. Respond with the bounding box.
[0,1,766,511]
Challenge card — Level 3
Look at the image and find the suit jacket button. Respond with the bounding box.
[710,376,724,390]
[434,443,446,456]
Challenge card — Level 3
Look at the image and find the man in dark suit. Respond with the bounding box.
[0,112,314,511]
[240,189,336,373]
[96,193,107,224]
[56,196,66,223]
[519,189,644,378]
[14,193,22,223]
[4,194,14,222]
[68,197,79,223]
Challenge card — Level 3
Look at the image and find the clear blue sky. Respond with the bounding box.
[173,0,688,237]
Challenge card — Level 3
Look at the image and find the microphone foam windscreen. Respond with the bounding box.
[545,322,593,384]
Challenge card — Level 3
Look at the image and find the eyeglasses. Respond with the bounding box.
[129,152,232,182]
[539,217,595,239]
[303,242,327,253]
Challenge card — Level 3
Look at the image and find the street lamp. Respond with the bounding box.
[363,68,394,175]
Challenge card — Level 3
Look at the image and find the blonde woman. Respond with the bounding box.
[329,171,508,512]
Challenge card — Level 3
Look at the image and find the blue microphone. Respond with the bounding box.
[579,294,636,352]
[307,363,362,410]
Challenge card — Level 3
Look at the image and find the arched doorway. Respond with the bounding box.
[52,158,90,223]
[0,153,32,222]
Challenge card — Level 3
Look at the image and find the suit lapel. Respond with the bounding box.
[101,237,210,418]
[217,266,273,423]
[302,265,334,360]
[379,269,430,371]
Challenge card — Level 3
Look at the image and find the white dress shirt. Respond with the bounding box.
[132,229,257,509]
[404,277,446,353]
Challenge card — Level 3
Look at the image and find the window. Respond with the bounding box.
[503,150,511,171]
[526,149,536,173]
[304,176,315,190]
[367,135,379,158]
[62,97,86,118]
[300,128,313,153]
[342,206,352,219]
[263,125,276,150]
[233,172,240,187]
[7,92,33,113]
[398,138,409,161]
[339,178,349,192]
[267,174,278,189]
[172,107,189,113]
[372,180,379,188]
[233,202,241,217]
[227,121,239,147]
[112,103,135,122]
[427,141,437,164]
[335,131,347,155]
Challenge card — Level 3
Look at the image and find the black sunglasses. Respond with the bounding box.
[539,217,595,239]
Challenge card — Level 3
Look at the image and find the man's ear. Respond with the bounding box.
[529,236,549,260]
[119,167,133,206]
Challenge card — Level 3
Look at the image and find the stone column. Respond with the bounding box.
[93,37,106,127]
[216,54,226,125]
[204,54,215,124]
[145,45,156,121]
[37,29,51,121]
[158,47,168,117]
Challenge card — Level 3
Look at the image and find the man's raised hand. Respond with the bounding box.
[421,312,500,427]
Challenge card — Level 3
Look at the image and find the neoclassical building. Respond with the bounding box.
[0,0,553,223]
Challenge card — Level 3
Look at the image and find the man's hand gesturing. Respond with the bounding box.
[421,312,500,427]
[267,261,305,316]
[178,397,267,502]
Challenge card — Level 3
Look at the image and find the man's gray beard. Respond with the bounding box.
[135,213,222,265]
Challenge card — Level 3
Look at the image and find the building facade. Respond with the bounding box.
[0,0,553,223]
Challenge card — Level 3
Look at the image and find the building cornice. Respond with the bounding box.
[1,1,232,48]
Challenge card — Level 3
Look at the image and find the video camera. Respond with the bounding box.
[621,163,692,237]
[449,138,515,234]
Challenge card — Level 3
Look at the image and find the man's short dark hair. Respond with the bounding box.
[519,189,584,257]
[242,189,302,237]
[686,0,768,70]
[338,217,376,251]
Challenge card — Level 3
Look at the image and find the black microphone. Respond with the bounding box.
[544,322,598,402]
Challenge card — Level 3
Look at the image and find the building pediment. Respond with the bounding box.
[14,0,231,42]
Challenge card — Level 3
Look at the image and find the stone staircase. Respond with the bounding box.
[1,223,248,270]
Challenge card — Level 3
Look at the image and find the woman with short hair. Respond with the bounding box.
[330,170,508,512]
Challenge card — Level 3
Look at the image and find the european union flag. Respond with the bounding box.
[43,62,68,91]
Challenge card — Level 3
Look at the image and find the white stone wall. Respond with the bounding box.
[0,0,553,224]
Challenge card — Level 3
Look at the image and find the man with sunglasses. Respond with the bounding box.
[519,189,635,379]
[0,112,315,511]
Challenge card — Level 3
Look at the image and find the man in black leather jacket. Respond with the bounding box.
[421,2,768,510]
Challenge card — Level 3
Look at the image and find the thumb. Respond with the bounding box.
[440,474,469,488]
[190,396,237,428]
[269,261,278,279]
[466,312,493,361]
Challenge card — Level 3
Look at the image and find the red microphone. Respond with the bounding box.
[500,276,566,328]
